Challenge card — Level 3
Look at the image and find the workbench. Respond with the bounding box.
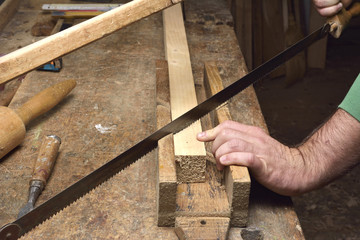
[0,0,305,239]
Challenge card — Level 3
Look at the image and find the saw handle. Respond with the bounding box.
[32,135,61,185]
[327,2,360,38]
[15,79,76,126]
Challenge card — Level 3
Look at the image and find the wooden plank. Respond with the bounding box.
[0,0,20,31]
[163,3,206,183]
[0,0,182,85]
[156,60,177,227]
[230,0,253,70]
[307,3,327,69]
[175,217,230,240]
[204,62,250,227]
[261,0,285,78]
[252,0,263,69]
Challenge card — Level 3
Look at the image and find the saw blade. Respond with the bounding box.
[0,23,330,240]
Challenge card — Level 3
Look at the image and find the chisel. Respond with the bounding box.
[17,135,61,219]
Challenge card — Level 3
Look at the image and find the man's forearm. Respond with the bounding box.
[297,109,360,191]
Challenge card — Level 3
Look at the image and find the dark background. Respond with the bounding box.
[254,18,360,239]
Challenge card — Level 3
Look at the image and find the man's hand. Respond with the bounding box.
[197,109,360,197]
[196,120,311,196]
[313,0,352,16]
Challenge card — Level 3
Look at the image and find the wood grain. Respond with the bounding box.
[0,0,182,85]
[204,62,250,227]
[175,217,230,240]
[156,60,177,227]
[163,3,206,183]
[0,0,305,238]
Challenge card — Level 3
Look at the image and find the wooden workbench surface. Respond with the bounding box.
[0,0,304,239]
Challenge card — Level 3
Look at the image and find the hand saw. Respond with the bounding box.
[0,22,331,240]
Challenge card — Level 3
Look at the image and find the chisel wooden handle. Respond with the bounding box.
[327,2,360,38]
[32,135,61,185]
[15,79,76,126]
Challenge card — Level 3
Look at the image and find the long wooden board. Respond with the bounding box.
[204,62,250,227]
[156,60,177,227]
[0,0,182,85]
[163,3,206,183]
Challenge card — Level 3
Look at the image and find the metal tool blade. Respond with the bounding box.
[0,23,330,240]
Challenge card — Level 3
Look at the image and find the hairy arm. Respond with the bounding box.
[197,109,360,196]
[298,108,360,190]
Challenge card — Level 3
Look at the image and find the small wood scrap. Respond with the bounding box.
[31,19,57,36]
[204,62,250,227]
[0,76,23,106]
[156,60,177,227]
[163,3,206,183]
[175,217,230,240]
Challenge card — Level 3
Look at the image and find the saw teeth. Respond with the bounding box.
[16,147,156,238]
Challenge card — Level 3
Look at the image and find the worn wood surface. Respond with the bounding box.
[0,0,21,31]
[0,0,304,239]
[0,0,182,85]
[156,60,177,227]
[204,62,250,227]
[163,4,206,183]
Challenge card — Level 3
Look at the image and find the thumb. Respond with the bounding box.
[197,126,220,142]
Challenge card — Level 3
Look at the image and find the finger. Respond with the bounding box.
[316,2,343,16]
[219,152,264,171]
[213,138,254,161]
[313,0,340,8]
[197,120,261,142]
[197,126,221,142]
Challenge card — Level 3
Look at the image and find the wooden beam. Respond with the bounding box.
[163,3,206,183]
[0,0,21,31]
[230,0,253,70]
[174,217,230,240]
[204,62,250,227]
[307,3,327,69]
[0,0,182,85]
[155,60,177,227]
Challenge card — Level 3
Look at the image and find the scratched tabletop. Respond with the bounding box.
[0,0,304,239]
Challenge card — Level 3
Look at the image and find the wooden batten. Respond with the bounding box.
[163,3,206,183]
[204,62,251,227]
[0,0,183,85]
[156,60,177,227]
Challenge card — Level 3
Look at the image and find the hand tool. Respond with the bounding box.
[37,59,63,72]
[17,135,61,219]
[0,23,331,240]
[327,2,360,38]
[0,4,359,239]
[41,3,122,12]
[0,79,76,160]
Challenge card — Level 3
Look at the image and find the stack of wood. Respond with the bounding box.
[226,0,327,86]
[156,4,251,239]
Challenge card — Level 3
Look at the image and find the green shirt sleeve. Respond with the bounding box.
[339,73,360,122]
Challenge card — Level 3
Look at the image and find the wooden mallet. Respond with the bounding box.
[0,79,76,159]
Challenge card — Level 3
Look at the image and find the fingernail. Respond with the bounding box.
[338,2,343,10]
[220,155,227,163]
[197,132,206,138]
